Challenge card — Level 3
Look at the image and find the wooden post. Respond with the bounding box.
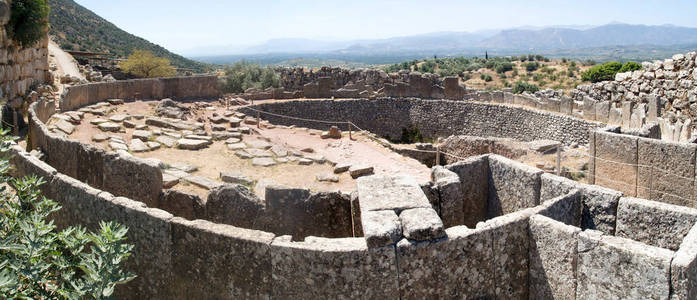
[556,144,561,176]
[435,145,441,166]
[256,111,260,128]
[348,122,352,140]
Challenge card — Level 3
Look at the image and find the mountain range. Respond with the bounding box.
[186,24,697,60]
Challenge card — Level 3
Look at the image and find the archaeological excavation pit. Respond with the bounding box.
[9,72,697,299]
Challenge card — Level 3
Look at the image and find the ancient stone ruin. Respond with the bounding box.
[6,51,697,299]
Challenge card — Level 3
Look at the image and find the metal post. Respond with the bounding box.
[556,144,561,176]
[256,111,260,128]
[435,145,441,166]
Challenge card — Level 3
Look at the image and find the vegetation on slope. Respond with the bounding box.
[219,61,280,94]
[121,50,176,78]
[47,0,208,72]
[383,54,594,91]
[5,0,50,48]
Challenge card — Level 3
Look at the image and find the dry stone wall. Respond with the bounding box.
[240,98,602,145]
[0,0,50,108]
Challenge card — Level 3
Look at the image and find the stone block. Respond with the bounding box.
[608,106,622,125]
[356,175,432,213]
[594,130,638,196]
[102,153,163,206]
[595,101,610,123]
[271,237,398,298]
[616,197,697,250]
[206,184,264,228]
[444,155,488,227]
[580,183,622,235]
[539,189,582,227]
[396,226,495,299]
[431,166,464,227]
[560,96,574,115]
[637,138,696,206]
[399,207,445,241]
[158,189,205,220]
[170,218,274,299]
[487,155,542,218]
[672,223,697,300]
[647,94,660,123]
[621,101,634,129]
[361,210,401,247]
[529,215,581,300]
[577,232,672,300]
[583,96,597,121]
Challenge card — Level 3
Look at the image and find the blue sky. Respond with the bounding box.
[74,0,697,52]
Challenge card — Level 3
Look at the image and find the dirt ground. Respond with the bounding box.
[59,99,431,197]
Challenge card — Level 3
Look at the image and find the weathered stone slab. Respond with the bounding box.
[349,165,374,178]
[616,197,697,250]
[103,155,162,206]
[157,190,203,220]
[487,155,542,218]
[637,138,696,206]
[98,121,120,132]
[171,218,274,298]
[581,183,622,235]
[529,215,580,300]
[177,138,211,150]
[431,166,464,227]
[399,207,445,241]
[577,232,672,300]
[220,171,253,185]
[356,175,432,213]
[129,138,149,152]
[155,135,176,148]
[671,223,697,300]
[270,237,398,298]
[360,210,402,248]
[183,175,223,190]
[54,119,75,135]
[132,130,152,141]
[396,226,495,299]
[252,157,276,167]
[594,130,638,196]
[445,155,488,228]
[539,190,582,227]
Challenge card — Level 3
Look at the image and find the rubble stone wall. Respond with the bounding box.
[0,0,50,106]
[240,98,602,145]
[60,75,220,111]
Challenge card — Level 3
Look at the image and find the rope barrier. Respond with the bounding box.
[241,106,349,125]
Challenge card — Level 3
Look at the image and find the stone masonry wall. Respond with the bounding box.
[240,98,602,145]
[0,0,50,110]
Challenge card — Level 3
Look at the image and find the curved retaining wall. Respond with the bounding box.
[239,99,603,145]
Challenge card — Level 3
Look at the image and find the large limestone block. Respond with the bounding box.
[444,155,488,227]
[170,218,274,299]
[479,208,537,299]
[594,130,638,196]
[356,175,431,213]
[616,197,697,251]
[270,237,398,298]
[431,166,465,227]
[529,215,580,300]
[205,184,264,228]
[637,138,696,205]
[577,231,672,300]
[102,154,163,206]
[361,210,402,247]
[621,101,634,129]
[396,226,495,299]
[399,207,445,241]
[672,223,697,300]
[487,155,542,218]
[595,101,610,123]
[583,96,597,121]
[539,190,582,227]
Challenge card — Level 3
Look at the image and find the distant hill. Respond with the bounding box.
[190,23,697,66]
[48,0,208,72]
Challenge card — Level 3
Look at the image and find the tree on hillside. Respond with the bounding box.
[120,50,176,78]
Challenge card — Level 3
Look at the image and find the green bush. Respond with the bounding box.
[495,62,513,74]
[0,130,135,298]
[580,61,636,82]
[619,61,642,73]
[525,62,540,72]
[6,0,50,47]
[513,81,539,94]
[220,61,280,94]
[399,126,423,144]
[483,74,493,82]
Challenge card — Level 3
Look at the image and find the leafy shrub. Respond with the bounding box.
[525,62,540,72]
[580,61,626,82]
[220,61,280,94]
[513,81,539,94]
[495,62,513,74]
[121,50,177,78]
[0,130,135,298]
[483,74,493,82]
[5,0,50,47]
[619,61,642,73]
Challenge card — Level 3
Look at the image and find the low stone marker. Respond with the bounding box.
[177,138,211,150]
[350,165,374,179]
